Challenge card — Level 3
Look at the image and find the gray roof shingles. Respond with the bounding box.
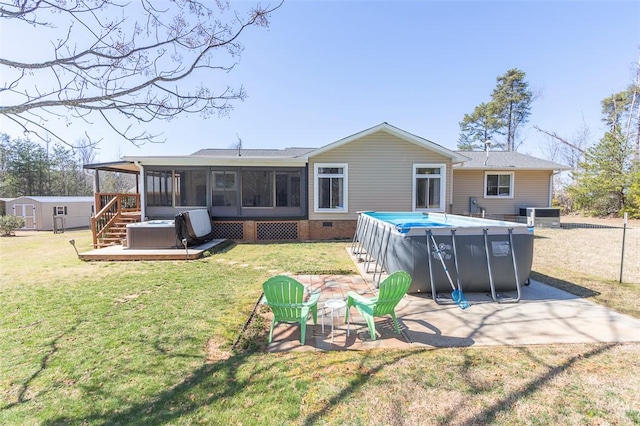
[191,147,316,158]
[191,146,569,170]
[453,151,570,170]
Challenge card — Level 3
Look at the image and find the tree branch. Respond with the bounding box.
[533,125,587,154]
[1,0,284,147]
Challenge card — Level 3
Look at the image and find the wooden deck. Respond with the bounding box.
[78,239,228,261]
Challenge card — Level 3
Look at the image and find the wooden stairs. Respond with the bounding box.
[96,213,141,248]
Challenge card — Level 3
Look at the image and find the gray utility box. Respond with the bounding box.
[519,207,561,228]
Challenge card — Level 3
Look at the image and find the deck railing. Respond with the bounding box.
[91,193,141,247]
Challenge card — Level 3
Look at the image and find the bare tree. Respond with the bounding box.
[627,56,640,158]
[0,0,281,147]
[230,133,243,156]
[534,124,590,170]
[76,137,98,165]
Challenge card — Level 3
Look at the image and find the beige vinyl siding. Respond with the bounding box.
[309,131,453,220]
[452,169,552,216]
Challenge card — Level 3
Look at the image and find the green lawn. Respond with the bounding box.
[1,230,639,425]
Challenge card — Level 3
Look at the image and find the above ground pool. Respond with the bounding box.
[352,212,534,302]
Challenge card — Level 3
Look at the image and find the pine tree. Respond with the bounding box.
[457,68,533,151]
[457,102,502,150]
[569,129,635,216]
[491,69,533,151]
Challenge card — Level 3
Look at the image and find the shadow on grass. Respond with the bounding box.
[300,350,421,426]
[40,350,274,425]
[530,271,601,298]
[457,343,618,425]
[2,321,81,411]
[38,345,421,425]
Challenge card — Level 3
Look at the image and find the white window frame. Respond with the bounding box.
[412,164,446,212]
[314,163,348,213]
[54,206,67,216]
[484,172,514,198]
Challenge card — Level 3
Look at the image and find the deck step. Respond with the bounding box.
[101,238,125,243]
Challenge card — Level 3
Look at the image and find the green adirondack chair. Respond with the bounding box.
[262,275,320,344]
[345,270,412,341]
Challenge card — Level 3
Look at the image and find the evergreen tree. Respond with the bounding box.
[629,164,640,218]
[457,102,502,150]
[491,68,533,151]
[457,68,533,151]
[0,133,92,197]
[569,129,636,216]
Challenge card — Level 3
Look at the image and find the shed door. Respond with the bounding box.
[13,204,36,229]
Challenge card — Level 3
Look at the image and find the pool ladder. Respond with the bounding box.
[351,212,392,287]
[484,228,521,303]
[427,228,521,305]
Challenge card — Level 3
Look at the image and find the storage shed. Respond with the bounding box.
[0,198,14,216]
[6,196,95,231]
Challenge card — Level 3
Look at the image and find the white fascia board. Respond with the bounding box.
[122,155,308,167]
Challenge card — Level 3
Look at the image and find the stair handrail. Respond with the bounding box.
[91,196,120,247]
[91,193,142,248]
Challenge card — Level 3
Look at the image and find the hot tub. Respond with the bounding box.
[353,212,534,298]
[126,220,178,249]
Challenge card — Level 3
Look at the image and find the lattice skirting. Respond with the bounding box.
[256,222,298,241]
[211,220,354,242]
[212,222,244,240]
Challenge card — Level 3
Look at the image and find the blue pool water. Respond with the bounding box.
[365,212,449,233]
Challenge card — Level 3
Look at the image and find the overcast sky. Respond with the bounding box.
[1,1,638,162]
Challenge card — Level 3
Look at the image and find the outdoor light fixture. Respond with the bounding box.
[69,239,80,258]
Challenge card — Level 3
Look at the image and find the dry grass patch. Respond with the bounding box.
[533,218,640,318]
[534,224,639,284]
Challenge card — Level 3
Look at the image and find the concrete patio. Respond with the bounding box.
[265,253,640,352]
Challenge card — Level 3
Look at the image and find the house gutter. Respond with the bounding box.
[549,170,564,207]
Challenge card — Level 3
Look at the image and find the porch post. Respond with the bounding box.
[137,162,146,220]
[94,169,100,193]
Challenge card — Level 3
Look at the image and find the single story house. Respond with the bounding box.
[5,196,95,231]
[85,123,570,243]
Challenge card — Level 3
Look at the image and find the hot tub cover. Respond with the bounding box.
[175,209,213,246]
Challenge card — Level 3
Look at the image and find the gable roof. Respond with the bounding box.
[453,151,571,170]
[307,122,469,163]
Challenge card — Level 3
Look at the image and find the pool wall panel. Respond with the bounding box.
[359,212,534,294]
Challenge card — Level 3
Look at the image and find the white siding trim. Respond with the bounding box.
[412,163,446,212]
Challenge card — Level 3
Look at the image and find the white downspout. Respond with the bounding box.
[135,161,146,220]
[549,171,556,207]
[449,164,454,213]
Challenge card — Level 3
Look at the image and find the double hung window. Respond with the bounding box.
[315,164,347,212]
[485,172,514,198]
[413,164,445,211]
